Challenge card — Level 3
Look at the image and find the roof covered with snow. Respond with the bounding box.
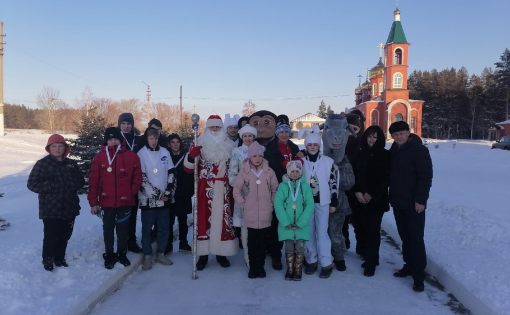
[291,113,325,123]
[495,119,510,125]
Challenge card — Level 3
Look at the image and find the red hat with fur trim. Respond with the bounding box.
[206,115,223,128]
[45,134,70,157]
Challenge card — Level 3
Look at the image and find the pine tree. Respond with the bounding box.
[495,48,510,120]
[69,109,107,190]
[317,100,327,118]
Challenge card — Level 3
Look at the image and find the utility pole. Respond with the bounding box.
[180,85,183,124]
[142,81,152,120]
[0,22,5,136]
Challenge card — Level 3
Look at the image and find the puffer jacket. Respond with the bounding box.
[87,145,142,208]
[28,155,85,220]
[274,175,314,241]
[232,159,279,229]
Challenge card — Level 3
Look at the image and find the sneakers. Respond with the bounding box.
[413,280,425,292]
[103,253,117,270]
[142,255,153,270]
[156,253,174,265]
[43,258,54,271]
[216,255,231,268]
[179,241,192,252]
[304,262,318,275]
[117,252,131,267]
[319,264,334,278]
[334,260,346,271]
[54,259,69,267]
[196,255,208,270]
[128,242,142,254]
[393,265,410,278]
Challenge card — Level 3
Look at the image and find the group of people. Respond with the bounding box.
[27,109,432,293]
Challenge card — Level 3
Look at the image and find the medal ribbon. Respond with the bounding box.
[106,145,121,167]
[287,179,301,205]
[144,147,162,173]
[251,168,263,179]
[121,132,135,151]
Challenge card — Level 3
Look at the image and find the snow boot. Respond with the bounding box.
[393,264,410,278]
[304,261,318,275]
[54,259,69,267]
[196,255,208,270]
[216,255,231,268]
[271,256,283,270]
[42,257,54,271]
[319,264,334,278]
[334,259,346,271]
[117,251,131,267]
[156,253,174,265]
[142,255,153,270]
[364,264,376,277]
[179,241,192,252]
[103,252,117,270]
[285,253,295,281]
[293,254,304,281]
[413,280,425,292]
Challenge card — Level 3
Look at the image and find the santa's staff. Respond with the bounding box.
[191,113,200,279]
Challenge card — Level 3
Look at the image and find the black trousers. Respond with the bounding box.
[358,208,384,265]
[42,219,75,261]
[169,206,189,243]
[103,207,131,255]
[248,227,271,271]
[393,208,427,282]
[128,205,138,245]
[267,212,282,260]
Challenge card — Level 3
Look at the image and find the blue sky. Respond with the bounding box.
[1,0,509,120]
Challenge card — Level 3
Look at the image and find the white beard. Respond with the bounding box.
[198,128,234,163]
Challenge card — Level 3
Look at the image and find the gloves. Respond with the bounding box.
[188,146,202,159]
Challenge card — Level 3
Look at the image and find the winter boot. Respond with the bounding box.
[334,259,346,271]
[164,241,173,255]
[293,254,304,281]
[103,253,117,270]
[117,251,131,267]
[42,257,54,271]
[363,264,376,277]
[216,255,231,268]
[156,253,174,265]
[285,253,295,281]
[128,241,142,254]
[271,256,283,270]
[319,264,334,278]
[54,259,69,267]
[393,264,410,278]
[142,255,153,270]
[304,261,318,275]
[413,280,425,292]
[196,255,208,270]
[179,241,192,252]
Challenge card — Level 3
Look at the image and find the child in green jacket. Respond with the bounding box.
[274,160,314,281]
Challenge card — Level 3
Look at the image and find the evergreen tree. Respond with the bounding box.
[317,100,327,118]
[69,109,107,190]
[495,48,510,120]
[326,105,334,115]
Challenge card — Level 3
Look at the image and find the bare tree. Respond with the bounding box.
[242,100,256,116]
[37,86,64,132]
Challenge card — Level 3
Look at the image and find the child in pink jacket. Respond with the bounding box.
[233,141,279,278]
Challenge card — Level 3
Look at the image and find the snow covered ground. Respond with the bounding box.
[0,130,508,315]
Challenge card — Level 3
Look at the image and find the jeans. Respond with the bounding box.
[141,207,170,255]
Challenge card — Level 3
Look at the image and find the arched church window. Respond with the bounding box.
[394,113,404,122]
[371,110,379,126]
[394,48,403,65]
[393,73,403,89]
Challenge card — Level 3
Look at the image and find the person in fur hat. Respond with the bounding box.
[274,160,314,281]
[28,134,85,271]
[184,115,238,270]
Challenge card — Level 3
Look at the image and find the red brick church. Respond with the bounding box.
[353,8,423,137]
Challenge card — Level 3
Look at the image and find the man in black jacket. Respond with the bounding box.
[389,121,433,292]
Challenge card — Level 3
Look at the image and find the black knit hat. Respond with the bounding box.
[104,127,123,144]
[237,116,250,129]
[118,113,134,127]
[148,118,162,128]
[389,121,410,134]
[167,133,181,143]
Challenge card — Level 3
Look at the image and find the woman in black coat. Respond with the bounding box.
[166,133,194,253]
[351,125,390,277]
[27,134,85,271]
